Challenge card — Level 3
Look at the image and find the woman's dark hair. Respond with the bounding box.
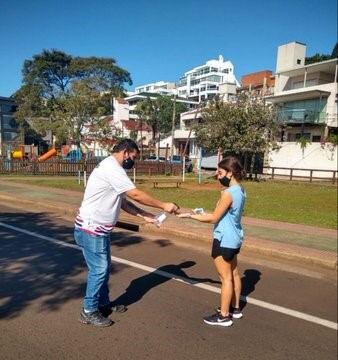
[218,156,245,181]
[112,139,140,154]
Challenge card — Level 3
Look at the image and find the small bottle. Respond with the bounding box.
[193,208,205,215]
[155,212,167,226]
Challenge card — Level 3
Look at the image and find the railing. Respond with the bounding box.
[0,158,183,176]
[276,109,325,124]
[261,166,337,183]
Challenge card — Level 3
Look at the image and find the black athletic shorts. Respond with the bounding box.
[211,238,240,262]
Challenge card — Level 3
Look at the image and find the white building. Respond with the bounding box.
[177,55,239,102]
[265,42,338,176]
[168,81,238,162]
[134,81,176,96]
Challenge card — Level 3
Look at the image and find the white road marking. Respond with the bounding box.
[0,221,337,331]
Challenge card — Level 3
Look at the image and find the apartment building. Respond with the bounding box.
[265,42,337,175]
[177,55,238,102]
[239,70,275,97]
[266,42,337,142]
[134,81,176,96]
[0,96,22,156]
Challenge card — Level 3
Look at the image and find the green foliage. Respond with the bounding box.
[135,95,187,141]
[304,43,337,65]
[194,95,278,156]
[331,43,338,58]
[14,49,131,146]
[296,136,311,150]
[327,133,338,146]
[305,53,333,65]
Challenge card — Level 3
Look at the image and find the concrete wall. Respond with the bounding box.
[267,142,338,178]
[276,42,306,73]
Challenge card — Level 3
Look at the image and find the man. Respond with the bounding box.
[74,139,179,327]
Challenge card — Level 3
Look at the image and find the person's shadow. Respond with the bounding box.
[111,261,220,307]
[240,269,262,310]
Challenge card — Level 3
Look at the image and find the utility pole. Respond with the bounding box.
[170,88,177,160]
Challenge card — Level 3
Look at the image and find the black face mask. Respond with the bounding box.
[219,175,231,187]
[122,157,135,170]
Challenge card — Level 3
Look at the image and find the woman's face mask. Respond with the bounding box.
[217,169,232,187]
[219,175,231,187]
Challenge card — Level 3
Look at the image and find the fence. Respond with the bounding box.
[261,166,337,183]
[0,158,183,177]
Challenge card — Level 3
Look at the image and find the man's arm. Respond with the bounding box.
[121,198,155,218]
[125,188,179,213]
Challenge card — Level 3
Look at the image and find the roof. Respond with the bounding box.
[121,120,152,132]
[265,89,330,103]
[275,58,337,76]
[0,96,14,102]
[125,92,199,105]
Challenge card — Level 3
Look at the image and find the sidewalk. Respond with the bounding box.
[0,179,336,269]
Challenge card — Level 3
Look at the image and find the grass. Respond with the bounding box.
[1,175,337,229]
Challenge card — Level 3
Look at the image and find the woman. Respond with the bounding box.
[178,156,246,327]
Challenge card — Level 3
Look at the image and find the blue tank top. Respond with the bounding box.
[213,184,246,249]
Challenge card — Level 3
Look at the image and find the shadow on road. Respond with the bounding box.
[240,269,262,309]
[0,211,148,319]
[111,260,221,307]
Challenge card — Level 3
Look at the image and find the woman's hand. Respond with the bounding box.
[176,213,192,218]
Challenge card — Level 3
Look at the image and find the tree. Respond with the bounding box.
[331,42,338,58]
[135,95,187,156]
[14,49,131,148]
[51,80,120,149]
[305,53,332,65]
[194,95,279,177]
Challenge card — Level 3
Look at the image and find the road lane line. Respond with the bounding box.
[0,221,337,331]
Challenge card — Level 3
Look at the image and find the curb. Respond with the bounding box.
[0,193,336,270]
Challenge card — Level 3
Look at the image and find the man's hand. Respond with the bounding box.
[163,202,180,214]
[142,215,156,224]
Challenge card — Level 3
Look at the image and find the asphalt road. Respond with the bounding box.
[0,205,337,360]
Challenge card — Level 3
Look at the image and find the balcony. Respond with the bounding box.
[277,109,326,125]
[174,129,196,139]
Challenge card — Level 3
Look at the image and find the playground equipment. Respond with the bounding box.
[38,148,57,162]
[12,150,23,159]
[10,145,37,160]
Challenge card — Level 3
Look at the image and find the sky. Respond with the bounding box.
[1,0,337,97]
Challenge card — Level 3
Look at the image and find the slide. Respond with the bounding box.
[38,148,57,162]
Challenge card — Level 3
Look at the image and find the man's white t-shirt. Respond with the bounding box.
[75,156,135,235]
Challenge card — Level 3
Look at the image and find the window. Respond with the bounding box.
[223,69,229,74]
[295,133,311,140]
[312,135,321,142]
[3,131,20,141]
[2,115,18,130]
[0,103,15,113]
[297,59,301,64]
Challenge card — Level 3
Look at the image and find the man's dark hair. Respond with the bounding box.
[112,138,140,154]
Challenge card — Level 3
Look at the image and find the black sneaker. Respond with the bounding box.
[203,313,233,327]
[216,306,243,319]
[99,304,127,317]
[231,307,243,319]
[80,309,113,327]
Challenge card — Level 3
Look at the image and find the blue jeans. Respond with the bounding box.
[74,228,111,312]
